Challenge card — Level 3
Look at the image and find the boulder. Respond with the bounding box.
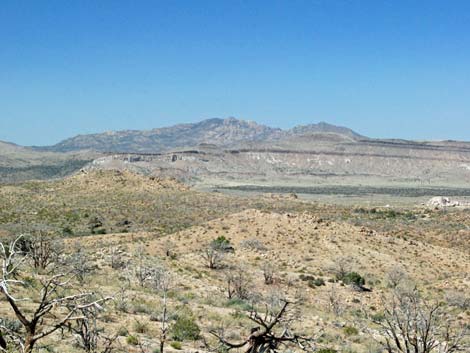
[427,196,458,208]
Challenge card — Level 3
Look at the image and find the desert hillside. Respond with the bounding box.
[0,140,96,183]
[0,171,468,352]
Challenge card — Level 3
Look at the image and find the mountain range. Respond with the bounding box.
[2,118,470,190]
[35,118,364,153]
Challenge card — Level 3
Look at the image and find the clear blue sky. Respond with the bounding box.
[1,0,469,145]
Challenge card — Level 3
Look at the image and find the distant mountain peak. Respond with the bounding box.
[37,117,364,153]
[289,121,364,139]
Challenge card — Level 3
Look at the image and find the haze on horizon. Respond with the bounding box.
[1,0,470,146]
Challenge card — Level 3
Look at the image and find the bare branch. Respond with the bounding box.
[211,299,316,352]
[372,288,469,353]
[1,235,113,353]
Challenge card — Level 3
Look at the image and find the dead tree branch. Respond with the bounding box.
[1,235,113,353]
[211,300,315,353]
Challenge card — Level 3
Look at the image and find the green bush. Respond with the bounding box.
[302,274,325,288]
[371,312,385,322]
[317,349,337,353]
[62,226,73,235]
[171,314,201,341]
[343,326,359,336]
[225,298,251,310]
[341,272,365,286]
[210,236,233,252]
[170,341,182,350]
[312,277,325,286]
[126,335,139,345]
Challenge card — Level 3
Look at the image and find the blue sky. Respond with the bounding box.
[1,0,469,145]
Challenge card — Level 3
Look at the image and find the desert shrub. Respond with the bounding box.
[340,272,365,286]
[225,266,252,300]
[88,216,104,234]
[299,274,315,282]
[133,319,149,334]
[301,274,325,287]
[201,246,224,269]
[117,327,129,336]
[445,291,470,310]
[262,262,275,284]
[126,335,139,345]
[170,341,182,350]
[317,349,337,353]
[240,238,267,251]
[211,236,233,252]
[131,299,154,315]
[115,298,129,313]
[312,278,326,286]
[150,311,160,322]
[225,298,252,311]
[343,326,359,336]
[385,266,408,288]
[100,311,115,323]
[0,317,22,334]
[62,226,73,235]
[67,244,95,284]
[18,232,63,270]
[371,312,385,322]
[171,314,201,341]
[371,288,467,353]
[230,309,245,319]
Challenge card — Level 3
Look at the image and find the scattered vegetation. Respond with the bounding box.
[170,313,200,341]
[0,171,468,352]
